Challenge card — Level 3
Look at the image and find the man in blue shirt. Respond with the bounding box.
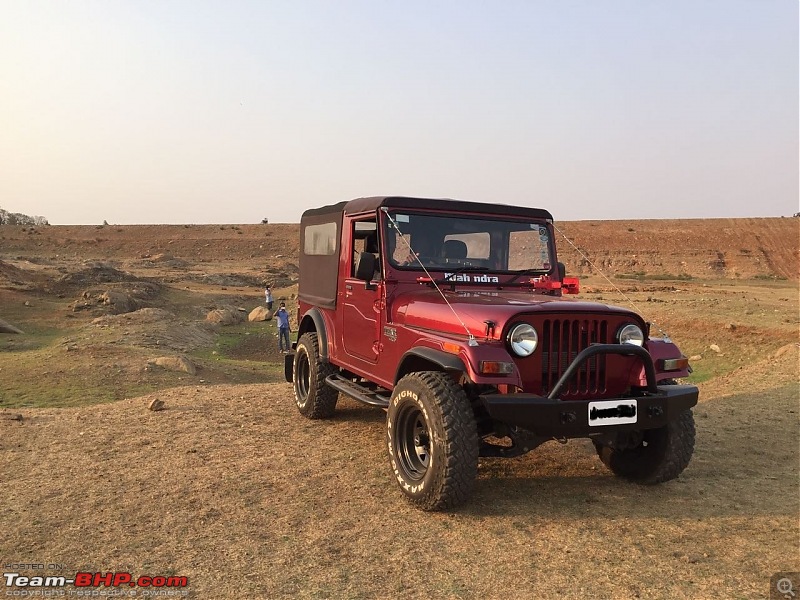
[275,302,291,353]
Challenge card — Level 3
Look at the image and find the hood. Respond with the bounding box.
[391,288,639,339]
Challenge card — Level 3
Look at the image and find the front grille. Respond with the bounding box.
[541,318,608,396]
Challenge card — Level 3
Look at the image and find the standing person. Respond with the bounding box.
[265,286,274,311]
[275,302,291,353]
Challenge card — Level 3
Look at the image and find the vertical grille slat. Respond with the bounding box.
[541,317,608,397]
[591,319,600,393]
[543,320,553,392]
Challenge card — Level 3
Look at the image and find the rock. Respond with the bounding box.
[100,290,138,314]
[148,355,197,375]
[147,253,187,267]
[709,344,721,353]
[725,323,737,331]
[689,355,702,361]
[774,343,800,358]
[206,306,246,326]
[148,398,165,411]
[71,300,95,312]
[0,319,24,334]
[248,306,273,322]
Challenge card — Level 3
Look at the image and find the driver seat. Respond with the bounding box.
[442,240,468,260]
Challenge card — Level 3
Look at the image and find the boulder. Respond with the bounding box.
[100,290,138,314]
[148,355,197,375]
[248,306,273,322]
[206,306,246,326]
[148,398,165,411]
[0,318,23,334]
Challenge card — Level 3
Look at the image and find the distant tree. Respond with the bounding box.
[0,206,49,226]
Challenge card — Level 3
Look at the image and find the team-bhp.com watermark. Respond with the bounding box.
[3,568,190,597]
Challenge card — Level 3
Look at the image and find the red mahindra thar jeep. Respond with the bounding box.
[285,196,697,510]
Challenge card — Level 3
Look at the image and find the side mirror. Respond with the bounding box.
[355,252,377,286]
[558,262,579,294]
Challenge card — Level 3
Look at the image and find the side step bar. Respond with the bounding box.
[325,374,390,408]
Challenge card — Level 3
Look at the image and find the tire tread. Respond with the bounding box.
[294,332,338,419]
[390,371,479,510]
[598,409,695,484]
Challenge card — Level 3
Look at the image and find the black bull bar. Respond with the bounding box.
[479,344,698,437]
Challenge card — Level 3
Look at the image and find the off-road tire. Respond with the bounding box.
[387,371,479,511]
[293,332,338,419]
[595,408,696,484]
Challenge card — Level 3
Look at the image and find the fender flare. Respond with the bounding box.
[298,308,330,362]
[395,347,467,384]
[646,337,691,380]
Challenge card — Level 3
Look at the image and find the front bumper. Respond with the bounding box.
[479,343,698,437]
[480,384,698,437]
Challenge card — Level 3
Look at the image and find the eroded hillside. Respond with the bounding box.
[0,217,796,282]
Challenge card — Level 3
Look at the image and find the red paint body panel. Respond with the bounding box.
[297,199,691,400]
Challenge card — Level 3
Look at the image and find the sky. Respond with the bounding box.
[0,1,797,225]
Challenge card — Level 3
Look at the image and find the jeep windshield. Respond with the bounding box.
[383,211,554,276]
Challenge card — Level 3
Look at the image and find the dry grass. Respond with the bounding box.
[2,345,798,599]
[1,220,798,598]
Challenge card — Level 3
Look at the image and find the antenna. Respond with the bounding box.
[551,222,671,340]
[381,207,478,346]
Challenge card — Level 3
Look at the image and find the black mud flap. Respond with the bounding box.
[284,345,295,383]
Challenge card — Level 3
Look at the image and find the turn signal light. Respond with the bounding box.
[442,342,461,354]
[479,361,514,375]
[660,357,690,371]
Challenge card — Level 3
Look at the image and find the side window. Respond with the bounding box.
[351,219,379,279]
[304,222,337,256]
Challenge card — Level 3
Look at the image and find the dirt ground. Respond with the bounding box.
[1,218,798,598]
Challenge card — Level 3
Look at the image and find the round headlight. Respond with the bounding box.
[507,323,538,357]
[617,323,645,346]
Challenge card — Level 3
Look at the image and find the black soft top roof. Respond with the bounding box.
[301,196,553,221]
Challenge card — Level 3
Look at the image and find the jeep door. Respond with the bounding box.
[341,218,382,363]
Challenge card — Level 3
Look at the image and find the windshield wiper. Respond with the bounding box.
[504,268,548,285]
[442,266,490,281]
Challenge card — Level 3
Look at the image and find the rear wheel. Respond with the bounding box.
[293,332,338,419]
[387,371,479,510]
[594,408,695,484]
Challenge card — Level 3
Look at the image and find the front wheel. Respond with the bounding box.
[387,371,479,510]
[293,332,338,419]
[594,409,696,484]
